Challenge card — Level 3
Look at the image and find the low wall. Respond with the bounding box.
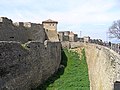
[62,42,120,90]
[0,41,61,90]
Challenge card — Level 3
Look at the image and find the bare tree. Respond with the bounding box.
[108,20,120,39]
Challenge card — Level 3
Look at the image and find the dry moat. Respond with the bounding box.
[34,49,90,90]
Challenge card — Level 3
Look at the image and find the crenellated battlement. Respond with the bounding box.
[0,17,59,43]
[23,22,32,27]
[0,17,47,43]
[0,17,12,24]
[13,22,24,27]
[0,17,60,90]
[13,22,41,28]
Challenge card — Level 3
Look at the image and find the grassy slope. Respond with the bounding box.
[35,49,90,90]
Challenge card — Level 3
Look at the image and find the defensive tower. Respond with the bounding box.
[42,19,59,41]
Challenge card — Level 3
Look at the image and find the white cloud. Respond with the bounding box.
[49,0,118,24]
[1,0,119,24]
[0,0,120,41]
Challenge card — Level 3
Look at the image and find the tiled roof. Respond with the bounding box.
[42,19,58,23]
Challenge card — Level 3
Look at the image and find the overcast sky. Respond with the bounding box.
[0,0,120,42]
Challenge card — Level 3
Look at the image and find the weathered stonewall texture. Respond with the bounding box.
[0,41,61,90]
[62,42,120,90]
[0,17,46,43]
[0,17,61,90]
[84,44,120,90]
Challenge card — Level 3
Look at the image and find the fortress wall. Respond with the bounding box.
[0,18,45,43]
[61,41,70,48]
[45,30,59,42]
[61,42,120,90]
[84,44,120,90]
[83,44,120,90]
[28,23,46,42]
[61,41,84,49]
[0,17,12,24]
[0,41,61,90]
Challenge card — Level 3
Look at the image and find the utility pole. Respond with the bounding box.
[80,31,82,38]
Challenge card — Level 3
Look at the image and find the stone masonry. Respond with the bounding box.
[42,19,59,42]
[0,17,61,90]
[0,41,61,90]
[0,17,59,43]
[61,42,120,90]
[0,17,46,43]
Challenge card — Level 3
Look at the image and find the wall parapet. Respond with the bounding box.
[0,18,46,43]
[0,17,12,24]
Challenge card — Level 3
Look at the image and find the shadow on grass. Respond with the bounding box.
[32,49,68,90]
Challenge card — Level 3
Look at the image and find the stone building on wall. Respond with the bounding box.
[78,37,84,42]
[80,36,103,44]
[58,31,78,42]
[83,36,90,43]
[42,19,59,42]
[58,31,69,41]
[0,17,59,43]
[58,30,104,44]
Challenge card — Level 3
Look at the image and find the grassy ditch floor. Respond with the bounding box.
[34,49,90,90]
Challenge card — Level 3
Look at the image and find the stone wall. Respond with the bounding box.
[58,31,78,42]
[83,44,120,90]
[45,30,59,42]
[62,42,120,90]
[61,41,84,49]
[0,41,61,90]
[0,17,46,43]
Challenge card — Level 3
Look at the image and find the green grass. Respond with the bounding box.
[34,49,90,90]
